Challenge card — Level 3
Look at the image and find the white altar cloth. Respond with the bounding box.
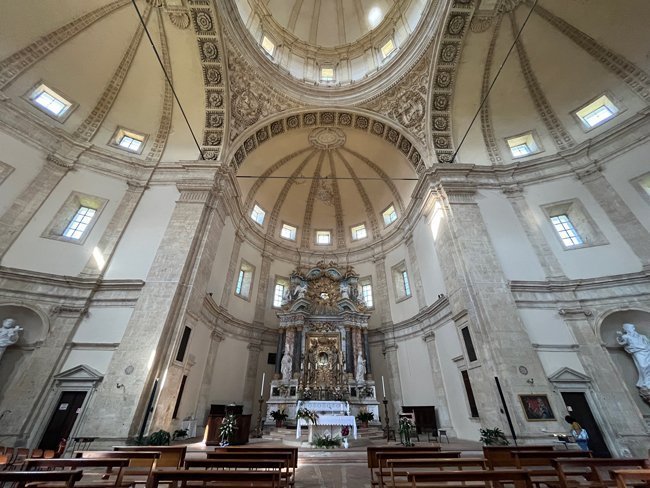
[296,415,357,441]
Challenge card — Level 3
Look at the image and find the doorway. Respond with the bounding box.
[38,391,87,450]
[561,392,611,457]
[401,405,437,434]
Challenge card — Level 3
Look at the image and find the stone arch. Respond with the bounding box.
[226,109,426,175]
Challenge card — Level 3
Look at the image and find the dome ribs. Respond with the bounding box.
[326,150,346,249]
[300,151,325,246]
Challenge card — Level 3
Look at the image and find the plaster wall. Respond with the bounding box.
[413,217,447,304]
[206,218,236,301]
[517,308,576,345]
[523,177,642,278]
[435,321,480,441]
[61,349,114,374]
[208,336,249,405]
[253,344,278,419]
[369,343,393,415]
[477,190,546,281]
[104,185,179,280]
[0,131,44,214]
[384,245,419,323]
[397,336,436,406]
[2,169,124,275]
[73,306,133,344]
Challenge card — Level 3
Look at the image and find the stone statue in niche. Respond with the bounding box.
[355,352,366,383]
[281,352,293,381]
[0,318,22,362]
[294,281,307,299]
[617,323,650,403]
[339,281,350,299]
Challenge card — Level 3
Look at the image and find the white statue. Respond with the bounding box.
[339,281,350,299]
[281,286,291,305]
[294,282,307,299]
[281,352,293,381]
[0,318,23,362]
[617,323,650,389]
[355,352,366,383]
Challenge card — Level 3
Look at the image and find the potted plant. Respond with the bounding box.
[399,417,415,447]
[341,425,350,449]
[479,427,509,446]
[356,408,374,428]
[219,414,238,446]
[172,428,188,441]
[312,433,341,449]
[270,408,289,427]
[296,407,319,425]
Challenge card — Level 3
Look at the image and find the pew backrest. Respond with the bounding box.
[367,446,442,468]
[611,469,650,488]
[406,468,534,488]
[212,447,299,468]
[0,469,83,488]
[482,445,555,469]
[23,458,130,487]
[113,445,186,469]
[553,459,650,488]
[148,468,281,488]
[512,450,592,468]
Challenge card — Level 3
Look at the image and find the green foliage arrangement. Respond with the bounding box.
[219,414,238,446]
[270,409,289,421]
[479,427,509,446]
[312,433,341,449]
[172,428,188,440]
[138,430,171,446]
[296,407,319,425]
[356,408,375,423]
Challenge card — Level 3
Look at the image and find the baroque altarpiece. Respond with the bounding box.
[265,262,380,423]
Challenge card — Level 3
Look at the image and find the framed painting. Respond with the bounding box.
[519,394,555,421]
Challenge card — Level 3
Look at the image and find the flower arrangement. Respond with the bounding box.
[360,386,375,398]
[219,414,238,446]
[398,416,415,447]
[296,407,319,425]
[312,433,341,449]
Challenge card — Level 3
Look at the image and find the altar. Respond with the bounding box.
[297,415,357,441]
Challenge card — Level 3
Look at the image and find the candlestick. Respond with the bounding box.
[260,372,265,397]
[381,376,386,397]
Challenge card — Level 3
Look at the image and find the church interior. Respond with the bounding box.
[0,0,649,484]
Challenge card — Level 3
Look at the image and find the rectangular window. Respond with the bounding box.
[171,375,187,419]
[361,282,373,308]
[118,135,142,152]
[402,270,411,297]
[351,223,367,241]
[461,326,478,362]
[235,261,254,300]
[550,214,583,248]
[575,94,619,129]
[261,35,275,56]
[380,39,395,59]
[316,230,331,245]
[461,370,479,418]
[175,326,192,362]
[382,204,397,226]
[109,127,147,154]
[506,132,541,159]
[320,67,335,82]
[251,204,266,225]
[273,279,288,308]
[280,223,297,241]
[392,261,412,301]
[63,206,96,240]
[27,82,75,121]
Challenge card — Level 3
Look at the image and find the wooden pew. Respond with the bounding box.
[553,459,650,488]
[0,470,83,488]
[73,451,161,484]
[406,468,534,488]
[611,469,650,488]
[483,446,556,470]
[375,452,463,488]
[148,468,281,488]
[207,450,294,486]
[366,446,443,487]
[112,446,186,469]
[511,451,593,487]
[385,457,487,488]
[22,458,132,488]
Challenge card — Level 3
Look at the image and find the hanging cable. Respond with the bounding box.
[449,0,539,163]
[130,0,205,160]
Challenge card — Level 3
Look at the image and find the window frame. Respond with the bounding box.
[380,38,396,59]
[541,198,608,251]
[359,276,374,309]
[24,81,77,123]
[505,131,543,159]
[350,223,368,241]
[250,203,266,226]
[261,34,275,57]
[315,229,332,246]
[391,261,412,303]
[320,66,336,83]
[41,191,108,245]
[549,214,584,248]
[234,259,255,301]
[108,126,148,155]
[272,276,289,308]
[572,92,623,132]
[382,204,398,227]
[630,172,650,206]
[280,222,297,241]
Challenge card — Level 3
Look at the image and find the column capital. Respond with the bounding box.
[46,154,76,171]
[210,329,225,342]
[176,180,215,203]
[436,182,478,204]
[501,184,524,198]
[423,332,436,343]
[126,179,148,191]
[573,162,603,183]
[247,342,263,352]
[383,342,398,353]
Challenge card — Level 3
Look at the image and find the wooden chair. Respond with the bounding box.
[366,446,443,487]
[553,459,650,488]
[148,468,281,488]
[385,457,487,488]
[483,446,556,470]
[611,469,650,488]
[112,446,186,469]
[0,470,83,488]
[406,468,534,488]
[23,458,132,488]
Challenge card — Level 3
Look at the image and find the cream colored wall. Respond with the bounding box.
[104,185,179,280]
[2,169,124,275]
[73,306,133,344]
[206,217,236,300]
[477,190,546,281]
[413,217,447,304]
[61,349,114,374]
[397,336,437,406]
[226,241,262,322]
[208,337,249,405]
[384,245,419,323]
[0,132,44,214]
[523,178,642,278]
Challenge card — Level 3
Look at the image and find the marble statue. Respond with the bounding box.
[0,318,23,362]
[617,323,650,389]
[281,286,291,304]
[281,352,293,381]
[339,281,350,299]
[294,281,307,299]
[355,352,366,383]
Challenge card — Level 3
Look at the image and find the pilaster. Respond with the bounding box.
[423,332,455,437]
[220,231,244,308]
[253,252,274,324]
[373,256,391,326]
[242,342,262,415]
[405,231,427,310]
[195,329,225,429]
[382,342,403,421]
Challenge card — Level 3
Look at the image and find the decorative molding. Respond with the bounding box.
[531,2,650,103]
[0,160,15,185]
[429,0,475,163]
[337,150,381,238]
[509,12,575,152]
[0,0,130,90]
[327,151,346,249]
[548,366,591,383]
[74,5,152,142]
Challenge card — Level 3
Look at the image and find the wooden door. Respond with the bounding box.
[39,391,87,450]
[561,392,611,457]
[401,406,437,434]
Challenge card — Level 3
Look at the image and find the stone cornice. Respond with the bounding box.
[201,294,276,345]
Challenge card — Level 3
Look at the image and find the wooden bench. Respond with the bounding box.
[611,469,650,488]
[385,457,487,488]
[73,451,161,484]
[406,468,534,488]
[22,458,132,488]
[483,446,556,470]
[511,451,593,487]
[366,447,442,487]
[112,446,186,469]
[375,452,463,488]
[148,467,281,488]
[207,451,294,486]
[0,470,83,488]
[552,460,650,488]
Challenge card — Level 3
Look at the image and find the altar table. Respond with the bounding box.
[296,414,357,441]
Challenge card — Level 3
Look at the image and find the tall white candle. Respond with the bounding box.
[381,376,386,398]
[260,372,266,397]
